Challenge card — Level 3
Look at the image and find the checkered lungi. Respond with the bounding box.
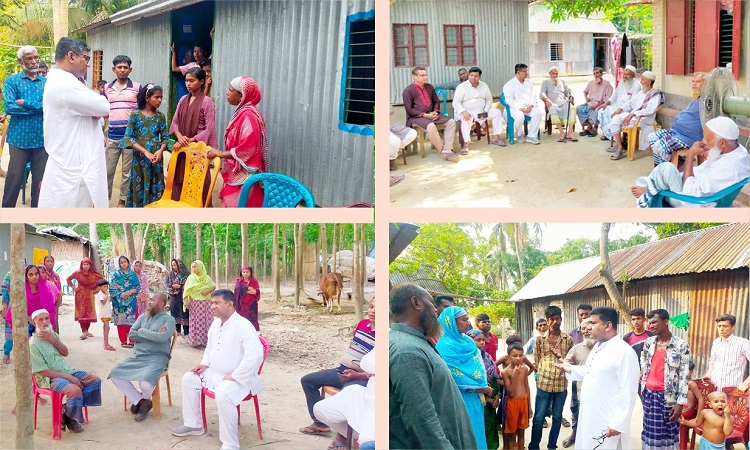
[187,300,212,348]
[50,371,102,424]
[649,129,690,166]
[641,387,679,450]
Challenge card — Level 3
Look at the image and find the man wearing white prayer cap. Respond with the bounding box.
[608,70,662,160]
[540,66,578,142]
[596,65,641,141]
[631,116,750,207]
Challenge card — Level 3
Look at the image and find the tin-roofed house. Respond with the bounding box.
[510,223,749,376]
[76,0,375,207]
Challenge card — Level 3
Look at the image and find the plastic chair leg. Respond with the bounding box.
[166,374,172,406]
[254,396,263,440]
[201,391,208,432]
[153,380,161,419]
[51,392,62,440]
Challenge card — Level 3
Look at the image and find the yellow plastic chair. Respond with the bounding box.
[123,331,178,418]
[145,142,220,208]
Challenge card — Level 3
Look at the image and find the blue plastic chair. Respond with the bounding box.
[21,162,31,205]
[237,172,316,208]
[500,93,540,145]
[434,88,449,117]
[648,177,750,208]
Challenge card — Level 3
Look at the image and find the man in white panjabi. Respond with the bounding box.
[313,347,375,449]
[172,289,264,450]
[556,307,639,450]
[596,65,640,141]
[502,63,542,144]
[39,37,110,208]
[607,71,662,160]
[453,66,506,153]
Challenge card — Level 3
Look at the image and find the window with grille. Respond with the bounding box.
[550,43,563,61]
[340,10,374,136]
[92,50,103,89]
[393,23,429,67]
[443,25,476,66]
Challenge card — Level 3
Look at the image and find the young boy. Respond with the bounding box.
[95,280,114,351]
[496,335,536,373]
[679,391,735,450]
[502,344,532,450]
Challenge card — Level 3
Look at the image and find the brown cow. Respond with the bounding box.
[319,272,343,313]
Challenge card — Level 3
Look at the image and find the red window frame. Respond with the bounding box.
[392,23,429,68]
[443,25,476,66]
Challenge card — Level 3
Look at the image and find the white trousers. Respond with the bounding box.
[508,107,542,139]
[389,129,417,160]
[454,108,504,142]
[182,369,252,450]
[313,389,375,444]
[111,377,155,405]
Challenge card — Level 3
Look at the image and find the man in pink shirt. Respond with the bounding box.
[576,67,612,137]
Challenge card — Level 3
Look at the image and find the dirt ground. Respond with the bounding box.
[0,281,375,449]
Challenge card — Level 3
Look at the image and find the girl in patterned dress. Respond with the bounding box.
[121,84,167,207]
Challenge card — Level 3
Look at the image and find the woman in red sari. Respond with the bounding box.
[207,76,268,207]
[233,266,260,331]
[66,258,104,340]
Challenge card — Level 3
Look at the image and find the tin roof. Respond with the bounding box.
[511,223,749,302]
[528,5,618,34]
[389,267,452,295]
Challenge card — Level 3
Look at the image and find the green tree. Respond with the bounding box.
[645,223,725,240]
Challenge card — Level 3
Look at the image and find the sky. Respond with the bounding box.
[539,223,656,251]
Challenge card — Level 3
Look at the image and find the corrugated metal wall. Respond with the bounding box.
[529,33,593,76]
[0,225,52,278]
[390,0,529,104]
[87,16,173,115]
[214,0,374,207]
[515,270,748,376]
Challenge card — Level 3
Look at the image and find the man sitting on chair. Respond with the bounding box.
[596,65,640,142]
[502,63,542,145]
[630,116,750,207]
[648,72,706,166]
[453,66,506,153]
[608,71,662,161]
[540,66,577,143]
[402,66,459,162]
[171,289,264,450]
[576,67,612,138]
[390,106,417,172]
[109,292,176,422]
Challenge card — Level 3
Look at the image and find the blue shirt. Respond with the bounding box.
[670,99,703,146]
[3,72,45,149]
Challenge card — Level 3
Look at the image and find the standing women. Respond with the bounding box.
[207,76,269,207]
[436,306,492,450]
[4,265,59,355]
[168,67,217,204]
[233,266,260,330]
[67,258,104,340]
[109,256,140,348]
[166,258,190,336]
[37,265,62,331]
[182,260,215,347]
[133,260,149,318]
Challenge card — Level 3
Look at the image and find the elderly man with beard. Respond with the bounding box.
[109,292,176,422]
[561,318,595,448]
[576,67,612,138]
[608,71,663,160]
[648,72,706,166]
[596,65,640,142]
[631,116,750,207]
[2,45,47,207]
[389,283,477,449]
[540,66,578,142]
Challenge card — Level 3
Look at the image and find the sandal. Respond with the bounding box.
[440,152,459,163]
[79,335,87,340]
[2,354,9,364]
[460,146,469,155]
[85,332,94,337]
[606,146,618,153]
[327,437,348,450]
[610,151,625,160]
[299,424,331,436]
[567,135,578,142]
[562,417,571,427]
[104,344,116,351]
[490,139,507,147]
[390,175,405,187]
[557,136,566,142]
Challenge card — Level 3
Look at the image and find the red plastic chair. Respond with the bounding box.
[201,335,269,440]
[32,374,88,440]
[689,384,748,449]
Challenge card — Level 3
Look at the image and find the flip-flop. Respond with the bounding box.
[299,425,331,436]
[2,354,9,364]
[562,436,575,448]
[390,175,405,187]
[80,335,87,340]
[606,146,618,153]
[327,438,348,450]
[460,147,469,155]
[567,136,578,142]
[610,151,625,160]
[85,332,94,337]
[557,136,566,142]
[104,345,116,351]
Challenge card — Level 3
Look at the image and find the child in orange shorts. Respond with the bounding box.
[502,344,531,450]
[95,280,114,351]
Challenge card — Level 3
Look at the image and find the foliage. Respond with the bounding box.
[72,0,143,16]
[539,0,625,23]
[644,223,726,240]
[469,301,516,327]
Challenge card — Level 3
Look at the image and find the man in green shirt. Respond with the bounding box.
[30,308,101,432]
[389,283,477,449]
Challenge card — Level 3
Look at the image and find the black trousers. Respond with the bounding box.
[2,145,47,207]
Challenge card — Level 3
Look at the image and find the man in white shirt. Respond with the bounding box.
[631,116,750,207]
[172,289,264,450]
[502,63,542,145]
[453,66,506,152]
[596,65,640,141]
[703,314,750,391]
[556,307,639,450]
[608,71,662,160]
[39,37,110,208]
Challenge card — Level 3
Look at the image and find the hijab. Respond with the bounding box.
[183,260,215,306]
[110,256,140,299]
[72,257,104,290]
[5,265,57,327]
[133,260,149,296]
[175,80,206,139]
[166,258,190,290]
[435,306,487,390]
[234,266,260,303]
[227,76,269,172]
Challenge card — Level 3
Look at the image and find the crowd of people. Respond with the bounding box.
[1,37,269,208]
[389,283,750,450]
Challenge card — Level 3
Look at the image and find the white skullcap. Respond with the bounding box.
[624,65,636,74]
[641,71,656,81]
[31,309,49,320]
[706,116,740,140]
[549,66,559,73]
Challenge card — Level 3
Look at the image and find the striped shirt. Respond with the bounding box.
[105,79,140,140]
[3,72,45,149]
[338,318,375,372]
[535,330,573,393]
[709,334,750,390]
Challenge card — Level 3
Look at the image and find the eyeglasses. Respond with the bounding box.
[71,52,91,63]
[592,430,607,450]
